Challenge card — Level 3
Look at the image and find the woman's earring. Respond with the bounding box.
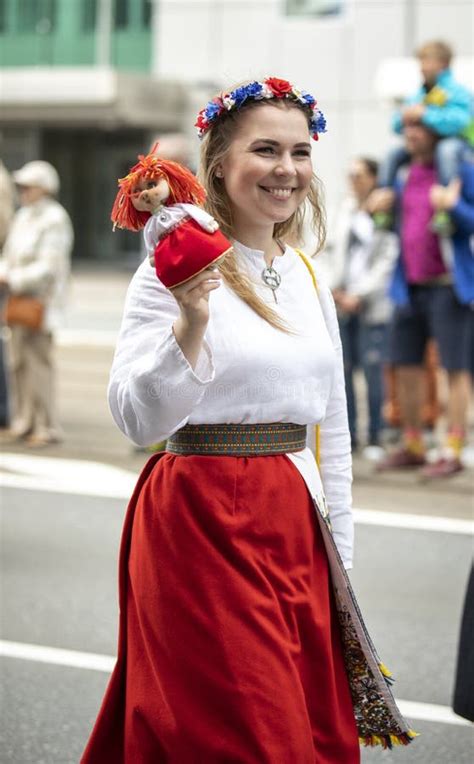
[216,169,224,178]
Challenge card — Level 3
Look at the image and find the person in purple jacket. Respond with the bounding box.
[373,122,474,479]
[375,40,473,235]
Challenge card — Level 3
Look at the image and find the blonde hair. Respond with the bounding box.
[416,40,453,66]
[199,97,326,332]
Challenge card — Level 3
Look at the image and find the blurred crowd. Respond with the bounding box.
[0,39,473,480]
[314,39,473,479]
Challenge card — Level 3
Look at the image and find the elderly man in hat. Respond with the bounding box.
[0,160,73,446]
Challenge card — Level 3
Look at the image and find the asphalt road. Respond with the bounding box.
[1,482,472,763]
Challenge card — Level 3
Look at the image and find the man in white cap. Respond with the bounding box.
[0,160,73,446]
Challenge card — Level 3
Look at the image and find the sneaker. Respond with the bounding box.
[363,445,386,463]
[0,427,31,443]
[430,210,455,237]
[376,447,426,471]
[25,433,63,448]
[419,457,463,480]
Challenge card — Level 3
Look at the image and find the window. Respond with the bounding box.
[17,0,39,30]
[286,0,343,16]
[17,0,57,32]
[142,0,152,27]
[114,0,128,29]
[82,0,97,31]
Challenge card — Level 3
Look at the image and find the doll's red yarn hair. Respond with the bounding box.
[111,143,206,231]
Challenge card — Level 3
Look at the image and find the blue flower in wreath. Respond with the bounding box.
[205,100,223,120]
[311,111,327,134]
[229,86,251,107]
[302,92,316,107]
[245,81,264,99]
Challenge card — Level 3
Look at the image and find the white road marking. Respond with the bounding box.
[0,640,470,727]
[1,453,473,534]
[0,640,115,673]
[0,453,136,499]
[396,699,470,728]
[353,508,473,536]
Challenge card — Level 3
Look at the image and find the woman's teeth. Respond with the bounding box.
[262,187,293,199]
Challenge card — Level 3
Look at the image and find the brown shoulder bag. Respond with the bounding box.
[4,295,45,331]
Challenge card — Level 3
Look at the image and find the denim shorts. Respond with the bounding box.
[388,285,474,372]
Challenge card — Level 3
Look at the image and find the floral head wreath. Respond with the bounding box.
[195,77,327,141]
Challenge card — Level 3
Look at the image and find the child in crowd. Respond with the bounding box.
[376,40,473,234]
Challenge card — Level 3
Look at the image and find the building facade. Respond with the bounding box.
[0,0,153,69]
[1,0,182,264]
[1,0,472,262]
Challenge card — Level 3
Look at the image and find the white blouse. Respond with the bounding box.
[108,242,354,568]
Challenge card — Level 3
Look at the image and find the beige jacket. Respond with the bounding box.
[0,197,74,332]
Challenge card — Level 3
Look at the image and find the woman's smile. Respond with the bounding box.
[259,185,296,199]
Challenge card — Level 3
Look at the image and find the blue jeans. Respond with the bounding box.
[339,316,387,446]
[379,137,469,187]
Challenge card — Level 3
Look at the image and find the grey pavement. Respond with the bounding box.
[1,267,473,763]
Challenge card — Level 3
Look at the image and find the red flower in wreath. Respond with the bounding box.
[265,77,293,97]
[195,112,208,130]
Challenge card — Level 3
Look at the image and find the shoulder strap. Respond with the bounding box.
[294,248,321,468]
[295,247,319,293]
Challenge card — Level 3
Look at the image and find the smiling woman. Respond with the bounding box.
[81,77,416,763]
[199,81,326,331]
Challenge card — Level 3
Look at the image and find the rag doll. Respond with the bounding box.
[111,144,231,287]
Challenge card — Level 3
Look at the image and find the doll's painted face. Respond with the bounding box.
[132,176,170,212]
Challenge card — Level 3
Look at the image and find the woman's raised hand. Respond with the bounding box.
[171,267,221,369]
[171,267,221,329]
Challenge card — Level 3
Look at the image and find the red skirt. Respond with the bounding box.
[81,453,360,763]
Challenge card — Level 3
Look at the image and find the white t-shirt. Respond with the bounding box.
[108,242,354,567]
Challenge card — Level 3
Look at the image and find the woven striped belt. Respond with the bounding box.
[166,423,307,456]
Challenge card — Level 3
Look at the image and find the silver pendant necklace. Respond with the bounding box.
[261,239,284,302]
[261,265,282,291]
